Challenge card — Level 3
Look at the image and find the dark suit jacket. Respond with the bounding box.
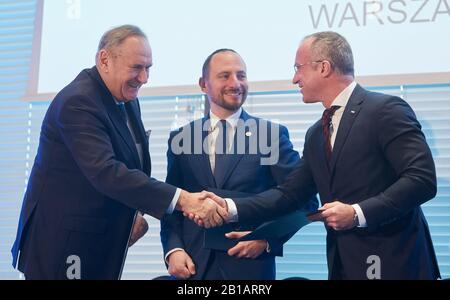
[160,110,316,279]
[235,85,440,279]
[11,67,176,279]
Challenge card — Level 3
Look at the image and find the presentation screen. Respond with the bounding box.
[30,0,450,95]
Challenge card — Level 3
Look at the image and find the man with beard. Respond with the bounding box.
[160,49,317,280]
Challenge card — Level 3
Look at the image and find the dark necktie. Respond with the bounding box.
[322,106,340,161]
[214,119,230,178]
[117,102,144,168]
[117,103,128,123]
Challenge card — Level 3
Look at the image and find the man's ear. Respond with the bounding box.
[320,60,333,78]
[97,49,110,72]
[199,77,207,93]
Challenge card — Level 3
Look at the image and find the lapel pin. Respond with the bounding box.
[246,131,252,137]
[350,110,356,114]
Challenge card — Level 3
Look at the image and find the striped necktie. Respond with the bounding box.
[321,106,340,161]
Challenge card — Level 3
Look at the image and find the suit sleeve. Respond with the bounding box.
[266,125,319,256]
[56,94,177,219]
[358,96,437,228]
[160,130,186,256]
[269,125,300,185]
[235,127,318,225]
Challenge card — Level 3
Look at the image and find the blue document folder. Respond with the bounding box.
[203,188,313,251]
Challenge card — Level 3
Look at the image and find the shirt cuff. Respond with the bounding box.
[266,241,271,253]
[166,188,182,214]
[352,204,367,227]
[165,248,185,264]
[225,198,238,222]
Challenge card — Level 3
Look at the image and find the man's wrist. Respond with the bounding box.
[165,248,185,264]
[167,188,182,214]
[224,198,238,222]
[175,190,187,211]
[351,204,367,227]
[353,209,359,227]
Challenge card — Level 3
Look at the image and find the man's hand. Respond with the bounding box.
[188,192,228,227]
[225,231,267,259]
[167,250,196,279]
[128,213,149,247]
[177,190,228,228]
[308,201,356,231]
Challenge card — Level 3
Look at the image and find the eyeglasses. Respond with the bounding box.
[294,60,325,73]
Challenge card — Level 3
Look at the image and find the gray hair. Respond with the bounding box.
[303,31,354,77]
[96,24,147,56]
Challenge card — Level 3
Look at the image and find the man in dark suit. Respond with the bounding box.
[200,32,440,279]
[11,25,226,280]
[160,49,317,280]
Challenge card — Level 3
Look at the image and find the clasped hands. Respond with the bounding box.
[177,190,228,228]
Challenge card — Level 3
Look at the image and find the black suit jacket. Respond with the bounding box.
[235,85,440,279]
[11,67,177,279]
[160,111,316,279]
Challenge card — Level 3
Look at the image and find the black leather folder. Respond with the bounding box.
[203,188,254,251]
[203,188,314,251]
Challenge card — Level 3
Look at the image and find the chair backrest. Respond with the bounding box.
[283,276,309,280]
[152,275,171,280]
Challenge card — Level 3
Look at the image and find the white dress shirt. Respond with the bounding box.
[205,110,241,222]
[165,109,242,261]
[208,108,242,173]
[326,81,367,227]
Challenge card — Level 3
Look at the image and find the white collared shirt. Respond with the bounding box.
[207,109,242,223]
[165,109,242,261]
[326,81,367,227]
[328,81,356,149]
[208,108,242,173]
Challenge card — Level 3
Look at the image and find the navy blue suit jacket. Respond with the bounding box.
[160,110,315,279]
[235,85,440,279]
[11,67,176,279]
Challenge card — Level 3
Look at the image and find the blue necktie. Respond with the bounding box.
[214,119,230,178]
[117,103,128,123]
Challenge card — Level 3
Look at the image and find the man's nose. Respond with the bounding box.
[227,74,240,87]
[138,69,149,84]
[292,72,300,85]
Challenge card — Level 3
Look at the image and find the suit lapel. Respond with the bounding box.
[87,67,142,169]
[187,117,216,188]
[126,100,150,173]
[312,122,332,173]
[329,84,365,176]
[214,110,253,189]
[107,100,142,168]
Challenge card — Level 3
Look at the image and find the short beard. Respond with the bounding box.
[212,92,247,112]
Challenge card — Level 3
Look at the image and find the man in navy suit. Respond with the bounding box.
[160,49,317,280]
[200,32,440,280]
[11,25,226,280]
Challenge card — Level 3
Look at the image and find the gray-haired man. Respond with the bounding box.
[12,25,226,280]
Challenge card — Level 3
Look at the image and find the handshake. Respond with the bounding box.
[176,190,228,228]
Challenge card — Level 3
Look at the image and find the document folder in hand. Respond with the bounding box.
[203,188,313,250]
[203,223,238,251]
[237,209,311,242]
[203,188,254,251]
